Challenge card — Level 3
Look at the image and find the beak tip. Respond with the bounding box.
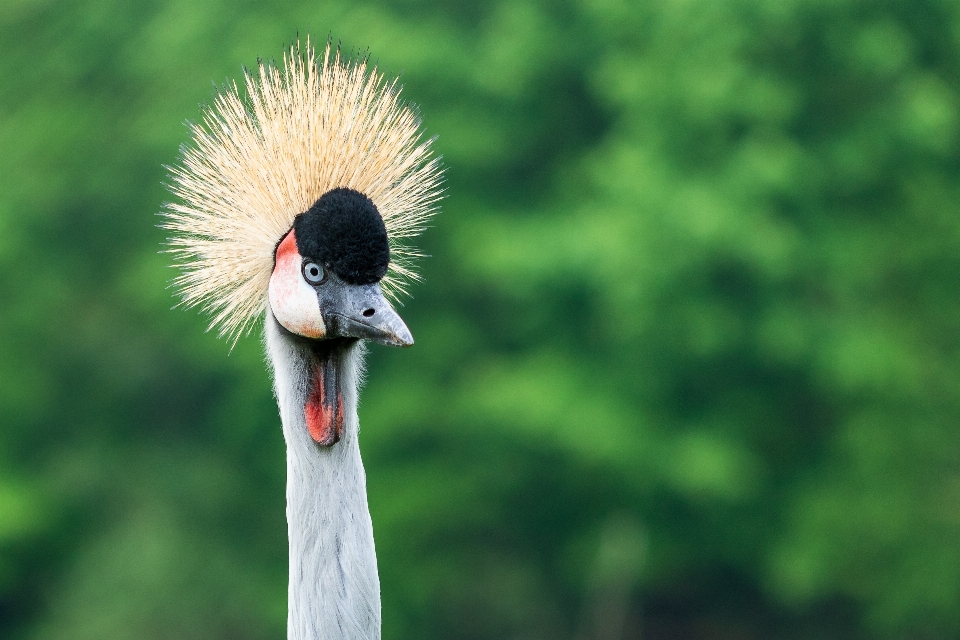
[396,328,414,347]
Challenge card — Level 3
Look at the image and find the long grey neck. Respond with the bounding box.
[265,313,381,640]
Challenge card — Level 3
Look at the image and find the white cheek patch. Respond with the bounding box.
[269,230,326,339]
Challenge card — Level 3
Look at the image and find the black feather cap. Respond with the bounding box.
[293,188,390,285]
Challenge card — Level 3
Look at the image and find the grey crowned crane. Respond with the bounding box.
[162,40,443,640]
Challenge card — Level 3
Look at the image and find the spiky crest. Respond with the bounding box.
[162,38,443,343]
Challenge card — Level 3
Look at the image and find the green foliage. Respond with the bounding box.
[2,0,960,638]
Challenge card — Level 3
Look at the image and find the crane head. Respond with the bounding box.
[268,188,414,348]
[163,39,443,445]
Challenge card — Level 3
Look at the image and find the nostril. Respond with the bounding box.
[362,308,375,318]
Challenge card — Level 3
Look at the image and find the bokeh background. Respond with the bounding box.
[3,0,960,638]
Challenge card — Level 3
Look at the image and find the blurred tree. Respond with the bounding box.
[1,0,960,638]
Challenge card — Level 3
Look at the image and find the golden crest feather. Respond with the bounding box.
[162,38,443,343]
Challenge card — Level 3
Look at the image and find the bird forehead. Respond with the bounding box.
[292,188,390,285]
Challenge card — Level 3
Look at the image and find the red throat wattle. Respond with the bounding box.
[304,345,345,446]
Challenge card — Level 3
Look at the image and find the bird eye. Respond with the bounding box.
[302,261,326,285]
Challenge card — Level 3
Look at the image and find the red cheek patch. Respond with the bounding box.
[269,230,326,339]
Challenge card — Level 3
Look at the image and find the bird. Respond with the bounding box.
[162,39,443,639]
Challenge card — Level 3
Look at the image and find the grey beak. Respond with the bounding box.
[318,275,413,347]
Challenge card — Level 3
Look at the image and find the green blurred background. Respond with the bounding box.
[2,0,960,638]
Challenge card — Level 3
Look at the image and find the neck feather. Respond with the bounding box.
[265,312,381,640]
